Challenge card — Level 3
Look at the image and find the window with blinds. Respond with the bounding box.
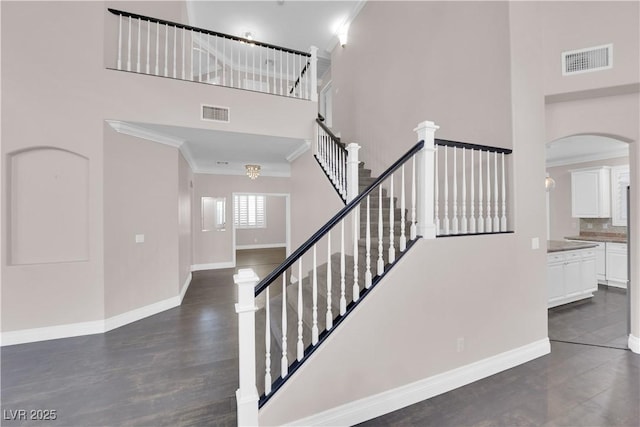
[234,194,266,229]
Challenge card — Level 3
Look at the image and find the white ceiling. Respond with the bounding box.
[546,135,629,167]
[108,121,309,177]
[186,0,366,78]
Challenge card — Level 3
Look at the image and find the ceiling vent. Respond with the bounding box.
[562,44,612,76]
[201,104,230,123]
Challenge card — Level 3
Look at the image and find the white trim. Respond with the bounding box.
[629,334,640,354]
[286,140,311,163]
[106,120,185,148]
[180,272,193,303]
[0,293,190,347]
[236,243,287,250]
[191,261,235,271]
[0,320,105,347]
[546,150,628,168]
[282,338,550,427]
[105,296,180,332]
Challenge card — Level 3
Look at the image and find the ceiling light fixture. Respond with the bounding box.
[245,164,261,180]
[244,32,254,41]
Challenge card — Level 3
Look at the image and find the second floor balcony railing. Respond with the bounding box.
[108,9,318,101]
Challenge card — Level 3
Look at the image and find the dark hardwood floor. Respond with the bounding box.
[2,255,638,426]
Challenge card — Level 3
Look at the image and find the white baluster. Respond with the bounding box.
[400,165,407,251]
[485,150,492,232]
[245,40,248,88]
[326,232,333,330]
[377,186,384,275]
[478,149,484,233]
[339,220,346,315]
[146,20,151,74]
[365,195,372,288]
[264,287,271,394]
[215,36,219,84]
[230,36,233,86]
[434,146,440,235]
[461,148,467,234]
[281,274,288,378]
[198,32,202,81]
[353,207,360,302]
[312,245,319,345]
[388,175,395,264]
[286,50,290,96]
[410,155,417,240]
[452,147,458,234]
[443,146,450,235]
[296,259,304,362]
[117,14,122,70]
[501,153,507,231]
[164,24,169,77]
[155,24,160,75]
[127,16,132,71]
[173,27,176,78]
[222,37,226,85]
[493,151,500,232]
[136,18,141,73]
[252,42,256,90]
[181,26,184,79]
[280,49,283,95]
[470,149,476,233]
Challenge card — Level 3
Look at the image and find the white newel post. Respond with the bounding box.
[309,46,318,102]
[234,269,259,427]
[414,121,440,239]
[346,143,361,203]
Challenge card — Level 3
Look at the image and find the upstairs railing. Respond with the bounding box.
[234,121,439,425]
[434,140,513,236]
[107,9,318,101]
[314,118,359,203]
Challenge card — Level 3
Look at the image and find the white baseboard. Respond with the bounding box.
[235,243,286,250]
[1,281,196,347]
[284,338,551,427]
[104,295,181,332]
[180,272,193,303]
[0,320,105,347]
[629,334,640,354]
[191,261,235,271]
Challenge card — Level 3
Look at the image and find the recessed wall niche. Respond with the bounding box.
[9,147,90,265]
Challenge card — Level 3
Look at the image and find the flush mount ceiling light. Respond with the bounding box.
[245,164,261,180]
[244,32,254,41]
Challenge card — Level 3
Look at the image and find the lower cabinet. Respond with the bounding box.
[606,243,628,288]
[547,249,597,308]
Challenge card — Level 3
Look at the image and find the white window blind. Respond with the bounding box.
[234,194,266,228]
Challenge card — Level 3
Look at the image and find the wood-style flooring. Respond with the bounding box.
[2,252,638,426]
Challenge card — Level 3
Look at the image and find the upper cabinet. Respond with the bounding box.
[571,167,611,218]
[611,165,630,226]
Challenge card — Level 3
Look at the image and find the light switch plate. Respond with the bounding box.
[531,237,539,250]
[135,234,145,243]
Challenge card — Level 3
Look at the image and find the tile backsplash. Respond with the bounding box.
[580,218,627,235]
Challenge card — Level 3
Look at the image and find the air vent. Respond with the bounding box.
[201,104,230,123]
[562,44,612,76]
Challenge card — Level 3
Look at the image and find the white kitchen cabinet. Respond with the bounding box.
[571,167,611,218]
[606,242,628,288]
[611,165,630,226]
[566,240,606,283]
[547,248,598,308]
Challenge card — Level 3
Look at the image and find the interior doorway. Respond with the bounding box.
[545,135,631,349]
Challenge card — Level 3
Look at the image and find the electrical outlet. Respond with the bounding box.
[587,223,594,229]
[531,237,540,250]
[457,337,465,353]
[603,223,609,229]
[135,234,145,243]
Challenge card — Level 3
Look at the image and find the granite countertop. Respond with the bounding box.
[564,233,627,243]
[548,240,598,253]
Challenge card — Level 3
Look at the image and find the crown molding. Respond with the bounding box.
[286,140,311,162]
[106,120,185,148]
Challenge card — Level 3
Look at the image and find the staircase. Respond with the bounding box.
[254,162,411,400]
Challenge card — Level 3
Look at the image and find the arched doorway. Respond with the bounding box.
[545,133,634,350]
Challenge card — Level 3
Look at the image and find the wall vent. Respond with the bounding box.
[562,44,612,76]
[201,104,230,123]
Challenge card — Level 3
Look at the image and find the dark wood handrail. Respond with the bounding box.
[108,8,311,57]
[435,138,512,154]
[316,118,345,150]
[255,140,425,296]
[289,60,311,95]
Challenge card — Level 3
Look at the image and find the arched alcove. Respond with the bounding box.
[8,147,90,265]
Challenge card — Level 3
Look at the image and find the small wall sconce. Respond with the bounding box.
[545,174,556,192]
[338,24,349,47]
